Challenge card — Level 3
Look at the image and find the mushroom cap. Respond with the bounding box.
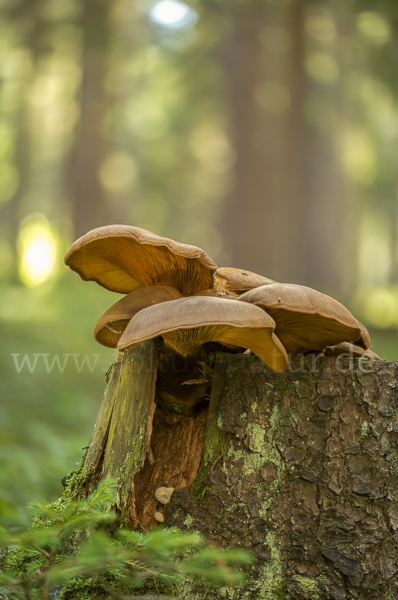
[94,286,182,348]
[154,512,164,523]
[118,296,288,372]
[238,283,361,355]
[64,225,217,295]
[213,267,276,296]
[154,487,174,505]
[356,321,371,350]
[323,342,380,360]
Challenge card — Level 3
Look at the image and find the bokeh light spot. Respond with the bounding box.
[305,53,339,85]
[305,13,337,44]
[357,12,391,46]
[189,125,235,172]
[363,288,398,328]
[18,214,58,287]
[98,152,137,193]
[150,0,198,29]
[340,128,376,185]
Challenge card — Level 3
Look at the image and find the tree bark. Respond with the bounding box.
[81,344,398,598]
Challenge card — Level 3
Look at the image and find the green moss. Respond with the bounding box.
[2,545,28,577]
[189,479,209,502]
[184,514,194,528]
[272,577,288,599]
[289,574,336,599]
[232,405,283,477]
[58,576,106,599]
[222,404,284,518]
[265,380,288,400]
[189,414,229,501]
[361,420,369,438]
[249,530,286,599]
[105,361,117,384]
[176,530,288,599]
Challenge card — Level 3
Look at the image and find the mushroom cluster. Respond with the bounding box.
[65,224,380,386]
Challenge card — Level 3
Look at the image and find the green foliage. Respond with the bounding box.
[0,479,251,600]
[0,277,116,523]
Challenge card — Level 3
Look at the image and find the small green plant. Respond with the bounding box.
[0,479,251,600]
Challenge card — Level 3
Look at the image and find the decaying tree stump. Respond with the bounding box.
[81,344,398,599]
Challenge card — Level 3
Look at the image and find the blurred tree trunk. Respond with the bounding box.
[222,0,299,284]
[291,1,346,293]
[68,0,112,238]
[0,0,43,246]
[221,0,346,293]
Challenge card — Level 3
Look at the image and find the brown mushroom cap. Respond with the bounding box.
[94,286,182,348]
[323,342,380,360]
[238,283,361,355]
[118,296,288,372]
[213,267,276,296]
[64,225,217,295]
[355,321,371,350]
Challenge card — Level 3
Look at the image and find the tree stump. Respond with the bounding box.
[81,343,398,599]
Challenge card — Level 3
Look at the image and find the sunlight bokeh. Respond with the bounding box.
[149,0,198,29]
[357,12,391,46]
[18,214,59,287]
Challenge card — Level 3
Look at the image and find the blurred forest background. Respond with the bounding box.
[1,0,398,523]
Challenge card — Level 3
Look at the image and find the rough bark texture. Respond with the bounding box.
[170,353,398,600]
[82,341,208,531]
[82,343,398,598]
[83,341,158,528]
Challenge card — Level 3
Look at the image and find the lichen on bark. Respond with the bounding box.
[43,345,398,599]
[169,353,398,599]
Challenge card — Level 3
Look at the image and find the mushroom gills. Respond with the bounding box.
[118,296,288,373]
[238,283,361,355]
[106,320,130,335]
[265,310,361,355]
[64,224,216,295]
[94,285,182,348]
[163,327,287,373]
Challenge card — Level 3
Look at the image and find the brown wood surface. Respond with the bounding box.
[81,346,398,598]
[169,353,398,600]
[82,341,158,528]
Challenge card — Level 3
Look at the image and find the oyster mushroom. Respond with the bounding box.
[94,286,182,348]
[64,225,217,296]
[238,283,361,355]
[323,342,380,360]
[118,295,288,373]
[213,267,276,296]
[356,321,371,350]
